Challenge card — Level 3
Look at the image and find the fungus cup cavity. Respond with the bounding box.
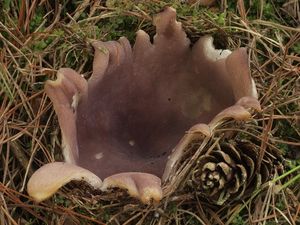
[27,7,260,204]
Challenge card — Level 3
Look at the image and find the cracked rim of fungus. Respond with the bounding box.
[27,7,260,204]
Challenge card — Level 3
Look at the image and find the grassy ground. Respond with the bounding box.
[0,0,299,224]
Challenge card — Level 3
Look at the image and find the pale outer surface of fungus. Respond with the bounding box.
[27,7,260,204]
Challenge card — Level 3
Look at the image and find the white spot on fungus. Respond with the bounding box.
[129,140,135,146]
[94,152,103,160]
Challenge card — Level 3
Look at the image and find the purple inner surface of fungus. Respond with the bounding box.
[75,38,239,178]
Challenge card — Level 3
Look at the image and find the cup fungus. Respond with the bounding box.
[27,7,260,204]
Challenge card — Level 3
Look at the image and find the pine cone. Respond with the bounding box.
[191,120,283,206]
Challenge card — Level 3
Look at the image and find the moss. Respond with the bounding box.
[29,7,46,32]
